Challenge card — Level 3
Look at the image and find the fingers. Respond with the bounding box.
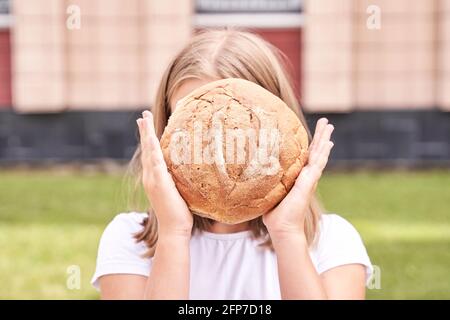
[305,134,334,184]
[285,119,335,203]
[313,122,334,167]
[309,119,334,165]
[142,111,158,151]
[317,123,334,154]
[136,117,145,146]
[137,110,165,168]
[309,118,328,152]
[318,141,334,170]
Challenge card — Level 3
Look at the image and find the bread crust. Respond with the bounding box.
[160,78,309,224]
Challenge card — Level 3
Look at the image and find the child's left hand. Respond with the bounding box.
[263,118,334,240]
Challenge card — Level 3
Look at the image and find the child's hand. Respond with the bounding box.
[263,118,334,241]
[137,111,193,239]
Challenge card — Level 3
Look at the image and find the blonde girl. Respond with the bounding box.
[92,29,372,300]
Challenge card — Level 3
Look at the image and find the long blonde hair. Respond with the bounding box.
[130,28,322,256]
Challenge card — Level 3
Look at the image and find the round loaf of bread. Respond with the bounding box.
[160,78,309,224]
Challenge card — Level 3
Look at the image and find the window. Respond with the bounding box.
[0,0,9,15]
[194,0,304,28]
[0,0,11,29]
[196,0,302,13]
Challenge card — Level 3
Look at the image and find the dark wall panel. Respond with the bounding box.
[0,110,449,166]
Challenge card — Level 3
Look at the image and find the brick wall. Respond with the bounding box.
[437,0,450,110]
[302,0,450,111]
[0,110,448,165]
[12,0,66,112]
[354,0,435,109]
[12,0,192,112]
[302,0,354,112]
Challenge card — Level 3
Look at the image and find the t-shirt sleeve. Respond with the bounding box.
[314,214,373,284]
[91,213,152,291]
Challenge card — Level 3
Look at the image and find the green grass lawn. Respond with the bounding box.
[0,169,449,299]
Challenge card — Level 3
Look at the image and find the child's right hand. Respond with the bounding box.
[137,111,193,239]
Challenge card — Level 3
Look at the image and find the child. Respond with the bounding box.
[91,29,372,299]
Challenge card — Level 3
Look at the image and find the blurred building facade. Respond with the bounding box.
[0,0,449,165]
[303,0,450,111]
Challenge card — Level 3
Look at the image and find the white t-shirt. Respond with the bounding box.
[91,212,373,299]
